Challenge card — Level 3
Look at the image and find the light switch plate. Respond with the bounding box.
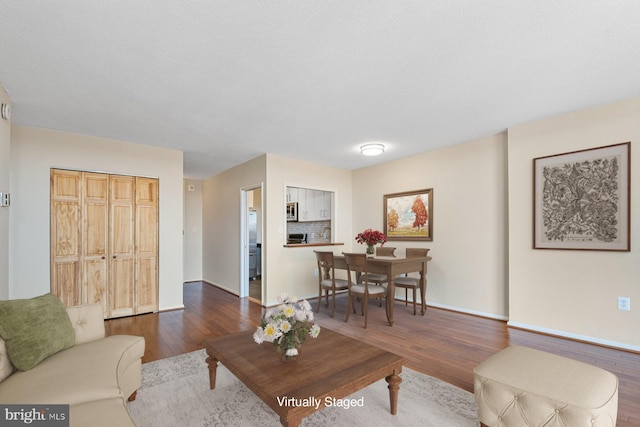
[0,192,9,207]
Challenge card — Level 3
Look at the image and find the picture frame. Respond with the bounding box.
[383,188,433,241]
[533,142,630,251]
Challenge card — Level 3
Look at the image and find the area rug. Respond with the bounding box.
[127,349,479,427]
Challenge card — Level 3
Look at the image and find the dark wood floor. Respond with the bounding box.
[105,282,640,426]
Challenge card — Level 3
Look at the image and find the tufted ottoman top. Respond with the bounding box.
[474,345,618,410]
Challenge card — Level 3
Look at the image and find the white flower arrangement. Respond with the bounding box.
[253,293,320,358]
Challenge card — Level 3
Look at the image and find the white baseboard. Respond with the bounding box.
[158,305,185,312]
[423,300,508,321]
[508,321,640,353]
[202,280,240,297]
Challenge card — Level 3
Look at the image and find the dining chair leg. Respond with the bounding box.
[412,288,416,315]
[345,293,352,322]
[316,287,322,313]
[360,297,365,316]
[405,288,408,306]
[330,291,336,318]
[363,296,368,328]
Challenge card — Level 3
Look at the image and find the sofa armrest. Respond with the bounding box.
[66,304,106,344]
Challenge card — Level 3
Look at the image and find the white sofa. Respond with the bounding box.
[0,303,145,427]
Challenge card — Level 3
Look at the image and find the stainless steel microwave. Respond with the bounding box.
[286,202,298,221]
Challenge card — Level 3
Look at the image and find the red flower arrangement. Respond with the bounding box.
[355,229,387,246]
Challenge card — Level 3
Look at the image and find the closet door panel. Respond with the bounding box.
[51,170,82,306]
[52,262,79,307]
[82,172,109,314]
[109,176,135,318]
[136,257,157,312]
[135,178,159,314]
[53,203,80,257]
[109,257,134,316]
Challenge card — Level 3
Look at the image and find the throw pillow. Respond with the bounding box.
[0,293,75,371]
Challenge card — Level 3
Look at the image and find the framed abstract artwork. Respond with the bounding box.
[383,188,433,241]
[533,142,630,251]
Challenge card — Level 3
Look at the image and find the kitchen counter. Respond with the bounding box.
[284,242,345,248]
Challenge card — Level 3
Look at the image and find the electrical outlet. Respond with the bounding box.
[618,297,631,311]
[313,268,318,277]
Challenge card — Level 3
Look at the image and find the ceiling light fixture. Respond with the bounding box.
[360,143,385,156]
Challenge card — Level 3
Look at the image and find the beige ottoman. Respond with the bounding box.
[473,346,618,427]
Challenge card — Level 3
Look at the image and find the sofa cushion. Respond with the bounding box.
[0,338,14,382]
[0,293,75,371]
[66,304,106,344]
[0,334,145,405]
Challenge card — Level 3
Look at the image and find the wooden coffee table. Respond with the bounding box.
[205,327,405,427]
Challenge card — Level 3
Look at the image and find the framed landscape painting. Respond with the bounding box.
[533,142,630,251]
[383,188,433,241]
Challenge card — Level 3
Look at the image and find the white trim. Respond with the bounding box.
[508,321,640,352]
[239,183,263,300]
[204,281,240,297]
[158,305,185,312]
[421,301,508,321]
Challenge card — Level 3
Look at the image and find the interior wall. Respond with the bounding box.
[202,154,352,306]
[9,126,184,311]
[202,155,266,295]
[183,179,203,282]
[0,85,10,299]
[508,97,640,350]
[264,153,353,306]
[352,134,509,318]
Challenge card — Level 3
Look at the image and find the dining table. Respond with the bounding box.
[331,254,431,326]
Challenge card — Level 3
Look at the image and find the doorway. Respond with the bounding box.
[241,185,263,303]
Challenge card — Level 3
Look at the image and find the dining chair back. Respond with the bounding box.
[375,246,396,257]
[406,248,430,258]
[394,248,430,315]
[343,252,387,328]
[363,246,395,288]
[364,246,396,306]
[314,251,348,318]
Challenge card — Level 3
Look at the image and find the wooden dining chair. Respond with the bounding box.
[375,246,396,257]
[314,251,349,318]
[394,248,430,315]
[343,252,387,328]
[366,246,396,285]
[364,246,396,306]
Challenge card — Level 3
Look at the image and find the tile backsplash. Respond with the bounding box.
[287,220,331,243]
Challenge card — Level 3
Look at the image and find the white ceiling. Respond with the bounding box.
[1,1,639,179]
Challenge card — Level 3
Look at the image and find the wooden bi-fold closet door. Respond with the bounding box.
[134,177,159,315]
[50,169,158,319]
[83,172,109,316]
[50,169,83,308]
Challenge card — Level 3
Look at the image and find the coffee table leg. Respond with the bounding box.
[386,368,402,415]
[206,354,219,389]
[280,414,302,427]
